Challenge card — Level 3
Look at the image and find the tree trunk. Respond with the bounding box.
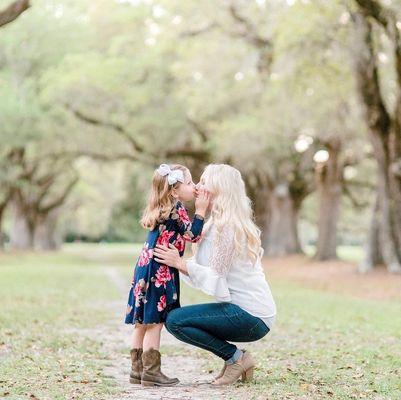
[9,192,33,249]
[314,140,342,260]
[243,172,271,250]
[0,204,6,248]
[264,184,302,256]
[373,133,401,272]
[359,192,383,272]
[33,211,61,250]
[257,206,270,253]
[352,11,401,273]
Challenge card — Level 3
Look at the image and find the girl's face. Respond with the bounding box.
[173,172,196,202]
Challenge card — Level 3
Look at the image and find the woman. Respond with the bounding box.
[153,164,276,386]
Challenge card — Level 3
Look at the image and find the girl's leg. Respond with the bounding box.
[143,323,163,351]
[141,323,179,386]
[129,323,146,385]
[131,323,146,349]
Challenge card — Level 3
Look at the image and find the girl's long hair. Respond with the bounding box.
[140,164,189,230]
[202,164,263,264]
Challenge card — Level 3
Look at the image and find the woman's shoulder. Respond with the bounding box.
[215,222,236,237]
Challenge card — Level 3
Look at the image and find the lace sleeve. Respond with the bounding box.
[210,225,236,276]
[182,225,235,301]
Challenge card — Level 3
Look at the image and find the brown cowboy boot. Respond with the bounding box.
[129,348,143,384]
[213,349,247,382]
[141,348,179,387]
[212,350,255,386]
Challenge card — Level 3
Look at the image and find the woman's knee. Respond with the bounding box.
[165,308,182,334]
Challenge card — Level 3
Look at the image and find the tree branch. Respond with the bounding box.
[226,3,273,76]
[343,184,369,209]
[62,102,145,154]
[42,149,140,163]
[40,174,79,214]
[186,115,210,143]
[180,22,217,37]
[0,0,30,28]
[164,147,210,162]
[347,179,376,190]
[354,0,390,29]
[227,3,271,48]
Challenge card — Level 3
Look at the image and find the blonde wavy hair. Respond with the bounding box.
[201,164,263,264]
[140,164,189,230]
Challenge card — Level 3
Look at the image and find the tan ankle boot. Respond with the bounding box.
[212,350,255,386]
[141,348,179,387]
[129,348,143,384]
[213,349,247,382]
[213,363,226,381]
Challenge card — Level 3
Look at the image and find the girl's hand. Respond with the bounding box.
[154,244,187,273]
[195,188,211,217]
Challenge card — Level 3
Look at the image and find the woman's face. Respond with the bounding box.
[196,173,214,206]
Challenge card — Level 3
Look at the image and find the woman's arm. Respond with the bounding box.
[153,225,236,301]
[153,243,189,275]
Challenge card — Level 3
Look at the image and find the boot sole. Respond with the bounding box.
[141,380,179,387]
[129,377,141,384]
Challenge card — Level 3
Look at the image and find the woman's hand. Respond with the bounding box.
[153,244,188,274]
[194,187,211,218]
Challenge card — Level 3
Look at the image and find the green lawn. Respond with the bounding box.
[1,244,400,399]
[304,244,364,263]
[0,249,122,400]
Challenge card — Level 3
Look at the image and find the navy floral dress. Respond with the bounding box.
[125,201,204,324]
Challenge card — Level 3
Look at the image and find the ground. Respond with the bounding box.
[0,244,400,400]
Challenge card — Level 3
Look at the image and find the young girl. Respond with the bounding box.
[125,163,210,387]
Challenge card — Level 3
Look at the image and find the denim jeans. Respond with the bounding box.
[165,302,270,361]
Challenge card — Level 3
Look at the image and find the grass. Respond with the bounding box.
[0,249,121,400]
[304,244,364,263]
[246,281,401,399]
[1,244,400,399]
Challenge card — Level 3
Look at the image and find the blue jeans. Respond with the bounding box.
[165,302,270,361]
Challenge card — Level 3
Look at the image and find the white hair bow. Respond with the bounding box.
[157,164,185,185]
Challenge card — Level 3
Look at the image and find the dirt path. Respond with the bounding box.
[100,266,240,400]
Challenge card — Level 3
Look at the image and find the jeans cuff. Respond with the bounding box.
[225,348,242,365]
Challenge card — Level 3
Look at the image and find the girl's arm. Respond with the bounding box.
[173,187,210,242]
[174,202,205,243]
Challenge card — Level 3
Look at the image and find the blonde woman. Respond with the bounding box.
[153,164,276,386]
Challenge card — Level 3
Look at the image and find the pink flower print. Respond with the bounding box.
[177,207,190,224]
[157,295,166,312]
[154,265,172,288]
[137,243,153,267]
[174,234,185,252]
[134,282,142,298]
[156,230,175,247]
[134,279,146,307]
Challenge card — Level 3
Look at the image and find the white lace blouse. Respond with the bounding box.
[180,223,277,329]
